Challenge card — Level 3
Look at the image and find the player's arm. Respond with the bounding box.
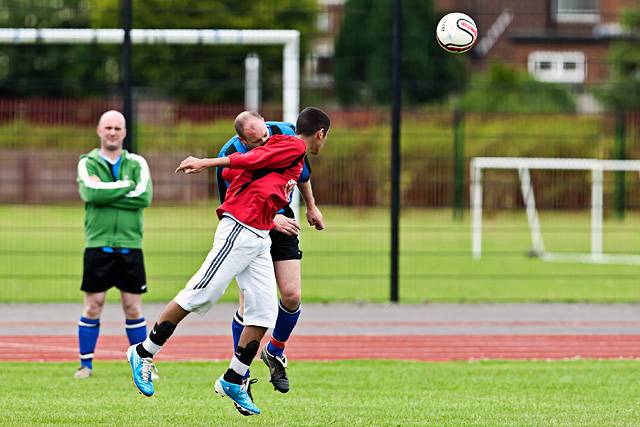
[226,140,305,171]
[177,141,304,174]
[175,156,230,174]
[273,179,302,235]
[297,179,324,230]
[109,155,153,210]
[77,158,135,205]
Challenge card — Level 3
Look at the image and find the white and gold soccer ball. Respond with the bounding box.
[436,12,478,54]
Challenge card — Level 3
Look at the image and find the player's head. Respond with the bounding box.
[96,110,126,152]
[296,107,330,155]
[234,111,269,149]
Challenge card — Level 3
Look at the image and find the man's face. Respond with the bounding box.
[97,115,126,151]
[310,128,328,155]
[241,119,269,149]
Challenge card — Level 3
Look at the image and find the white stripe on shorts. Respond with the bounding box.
[193,223,242,289]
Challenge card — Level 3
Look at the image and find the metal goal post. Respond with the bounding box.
[470,157,640,265]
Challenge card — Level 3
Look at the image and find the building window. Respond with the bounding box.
[317,11,330,33]
[554,0,599,23]
[528,51,586,83]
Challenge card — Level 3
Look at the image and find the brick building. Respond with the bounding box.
[306,0,637,90]
[434,0,636,85]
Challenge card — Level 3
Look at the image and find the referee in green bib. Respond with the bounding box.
[74,110,153,379]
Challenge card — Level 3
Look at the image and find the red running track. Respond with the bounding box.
[1,335,640,362]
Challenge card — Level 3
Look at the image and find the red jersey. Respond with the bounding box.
[217,134,306,230]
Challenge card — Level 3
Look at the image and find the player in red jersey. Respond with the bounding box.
[125,107,330,416]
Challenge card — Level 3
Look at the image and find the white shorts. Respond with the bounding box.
[174,216,278,328]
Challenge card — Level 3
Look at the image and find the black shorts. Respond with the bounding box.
[81,248,147,294]
[270,206,303,261]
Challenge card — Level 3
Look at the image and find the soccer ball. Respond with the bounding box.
[436,12,478,54]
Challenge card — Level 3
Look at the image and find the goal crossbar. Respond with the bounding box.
[0,27,302,216]
[0,28,299,123]
[470,157,640,264]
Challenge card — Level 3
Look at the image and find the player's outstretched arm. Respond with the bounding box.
[175,156,230,174]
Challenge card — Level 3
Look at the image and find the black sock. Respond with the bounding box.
[135,321,176,358]
[135,343,153,358]
[223,369,243,384]
[223,340,260,384]
[149,321,176,346]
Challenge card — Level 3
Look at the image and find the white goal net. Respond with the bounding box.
[470,157,640,264]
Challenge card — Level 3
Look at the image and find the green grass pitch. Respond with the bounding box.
[0,360,638,426]
[1,204,640,303]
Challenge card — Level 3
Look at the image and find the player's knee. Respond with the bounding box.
[85,296,105,313]
[280,290,301,311]
[122,300,142,318]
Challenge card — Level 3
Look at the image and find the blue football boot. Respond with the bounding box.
[215,377,261,415]
[126,345,155,397]
[233,378,259,416]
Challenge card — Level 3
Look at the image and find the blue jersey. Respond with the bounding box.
[215,121,311,208]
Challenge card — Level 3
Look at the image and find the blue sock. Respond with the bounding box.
[78,316,100,369]
[125,317,147,345]
[232,311,244,351]
[267,301,301,357]
[231,311,250,378]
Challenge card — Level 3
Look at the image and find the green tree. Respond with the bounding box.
[0,0,112,97]
[90,0,317,103]
[596,8,640,111]
[458,63,575,113]
[333,0,464,105]
[0,1,317,102]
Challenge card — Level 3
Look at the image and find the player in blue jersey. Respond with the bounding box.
[216,110,325,414]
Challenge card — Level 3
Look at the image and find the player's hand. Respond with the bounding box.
[88,175,101,182]
[175,157,209,174]
[306,205,325,231]
[273,214,300,236]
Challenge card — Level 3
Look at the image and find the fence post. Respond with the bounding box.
[389,0,402,303]
[453,109,465,220]
[121,0,135,152]
[614,111,626,219]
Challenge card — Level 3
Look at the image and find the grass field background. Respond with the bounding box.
[1,204,640,303]
[0,359,638,426]
[0,113,609,158]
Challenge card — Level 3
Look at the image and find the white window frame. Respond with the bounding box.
[528,51,586,83]
[553,0,600,24]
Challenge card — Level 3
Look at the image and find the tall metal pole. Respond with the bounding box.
[453,109,465,220]
[121,0,134,152]
[614,111,626,219]
[390,0,402,303]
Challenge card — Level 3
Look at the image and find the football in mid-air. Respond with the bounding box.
[436,12,478,54]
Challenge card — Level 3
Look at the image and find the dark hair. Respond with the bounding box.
[296,107,330,137]
[234,111,263,140]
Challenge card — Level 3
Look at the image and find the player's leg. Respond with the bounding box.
[261,259,300,393]
[121,291,147,345]
[75,291,106,378]
[127,218,253,397]
[270,260,302,352]
[262,225,303,392]
[126,301,187,396]
[231,292,245,356]
[117,249,148,346]
[215,238,277,416]
[76,247,113,379]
